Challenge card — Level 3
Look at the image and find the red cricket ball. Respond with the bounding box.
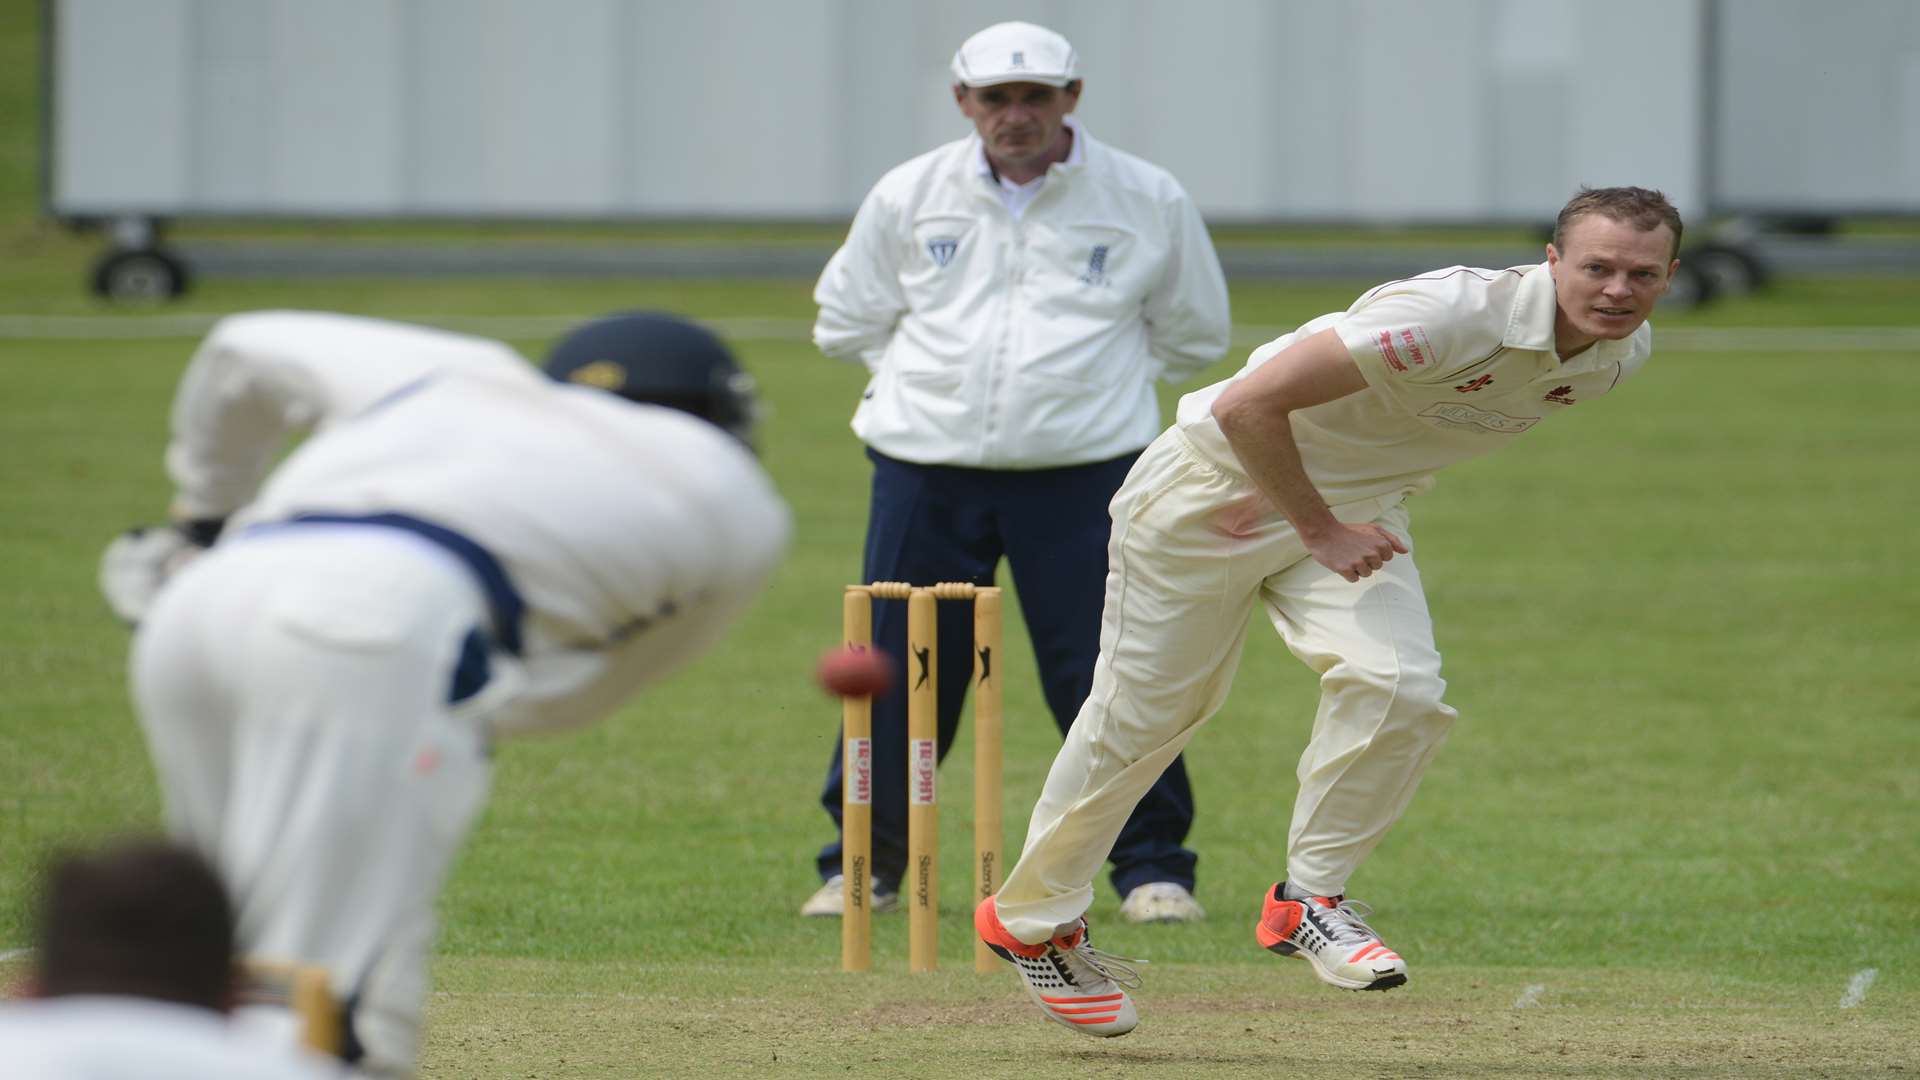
[815,646,894,698]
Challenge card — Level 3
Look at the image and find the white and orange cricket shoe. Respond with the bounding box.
[976,896,1141,1037]
[1255,882,1408,991]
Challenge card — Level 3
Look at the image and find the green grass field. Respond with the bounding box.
[3,273,1917,1078]
[2,5,1917,1077]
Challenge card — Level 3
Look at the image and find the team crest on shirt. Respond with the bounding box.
[927,237,959,268]
[1079,244,1110,286]
[1544,385,1577,405]
[1418,402,1538,434]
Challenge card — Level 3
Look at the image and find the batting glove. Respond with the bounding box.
[98,519,223,625]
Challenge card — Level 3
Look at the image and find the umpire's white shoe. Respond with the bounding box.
[1119,882,1206,924]
[1255,881,1408,991]
[977,896,1142,1037]
[799,874,898,917]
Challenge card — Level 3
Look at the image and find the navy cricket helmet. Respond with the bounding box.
[543,312,760,448]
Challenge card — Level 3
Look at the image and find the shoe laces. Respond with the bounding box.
[1314,898,1385,950]
[1052,938,1147,991]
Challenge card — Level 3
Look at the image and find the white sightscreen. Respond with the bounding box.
[52,0,1818,223]
[1713,0,1920,215]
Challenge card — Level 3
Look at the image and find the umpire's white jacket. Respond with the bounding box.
[813,121,1231,469]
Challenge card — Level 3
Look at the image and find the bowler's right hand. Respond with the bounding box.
[1303,522,1408,583]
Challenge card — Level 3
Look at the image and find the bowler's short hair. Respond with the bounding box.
[1554,186,1684,260]
[36,838,236,1011]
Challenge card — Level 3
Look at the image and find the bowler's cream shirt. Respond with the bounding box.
[1177,263,1653,506]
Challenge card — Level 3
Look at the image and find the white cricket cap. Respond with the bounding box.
[950,21,1079,88]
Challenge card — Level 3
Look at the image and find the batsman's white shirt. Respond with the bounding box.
[133,332,788,1075]
[0,997,337,1079]
[228,374,789,734]
[813,119,1232,468]
[165,310,543,523]
[995,263,1655,940]
[158,311,788,733]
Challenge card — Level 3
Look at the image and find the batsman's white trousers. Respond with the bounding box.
[996,429,1458,942]
[132,525,504,1077]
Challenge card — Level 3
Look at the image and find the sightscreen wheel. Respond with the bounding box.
[1661,260,1717,311]
[91,247,190,301]
[1686,242,1769,297]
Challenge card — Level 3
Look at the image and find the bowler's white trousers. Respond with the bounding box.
[132,525,504,1077]
[995,428,1458,942]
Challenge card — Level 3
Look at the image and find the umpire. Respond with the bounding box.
[802,20,1231,924]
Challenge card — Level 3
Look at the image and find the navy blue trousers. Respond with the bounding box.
[815,448,1198,899]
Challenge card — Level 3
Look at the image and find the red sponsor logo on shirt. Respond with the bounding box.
[1399,326,1434,368]
[1378,330,1407,372]
[1544,385,1577,405]
[1454,374,1494,393]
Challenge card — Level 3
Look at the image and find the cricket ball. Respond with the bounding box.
[815,646,894,698]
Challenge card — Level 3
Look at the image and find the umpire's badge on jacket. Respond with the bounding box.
[1079,244,1109,286]
[927,237,960,267]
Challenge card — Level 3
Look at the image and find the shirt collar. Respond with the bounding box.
[1502,262,1559,353]
[971,116,1087,185]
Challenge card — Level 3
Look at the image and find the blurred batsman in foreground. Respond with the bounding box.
[0,838,338,1078]
[100,311,789,1077]
[804,20,1231,924]
[975,188,1684,1036]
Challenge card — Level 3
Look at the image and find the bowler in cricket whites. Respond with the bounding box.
[976,187,1684,1037]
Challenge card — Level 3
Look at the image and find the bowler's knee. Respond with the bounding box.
[1327,662,1455,736]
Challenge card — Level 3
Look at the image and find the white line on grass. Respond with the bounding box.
[429,990,649,1001]
[4,315,1920,353]
[1513,983,1546,1008]
[1840,968,1878,1008]
[0,948,33,963]
[0,314,803,343]
[1657,327,1920,352]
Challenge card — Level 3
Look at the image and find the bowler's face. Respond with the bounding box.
[1547,215,1680,351]
[955,81,1079,173]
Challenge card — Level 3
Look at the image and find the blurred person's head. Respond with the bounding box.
[950,22,1082,182]
[1547,186,1684,354]
[29,838,235,1013]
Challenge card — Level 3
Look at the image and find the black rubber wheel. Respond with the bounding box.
[1662,260,1718,311]
[1685,242,1770,297]
[91,248,191,301]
